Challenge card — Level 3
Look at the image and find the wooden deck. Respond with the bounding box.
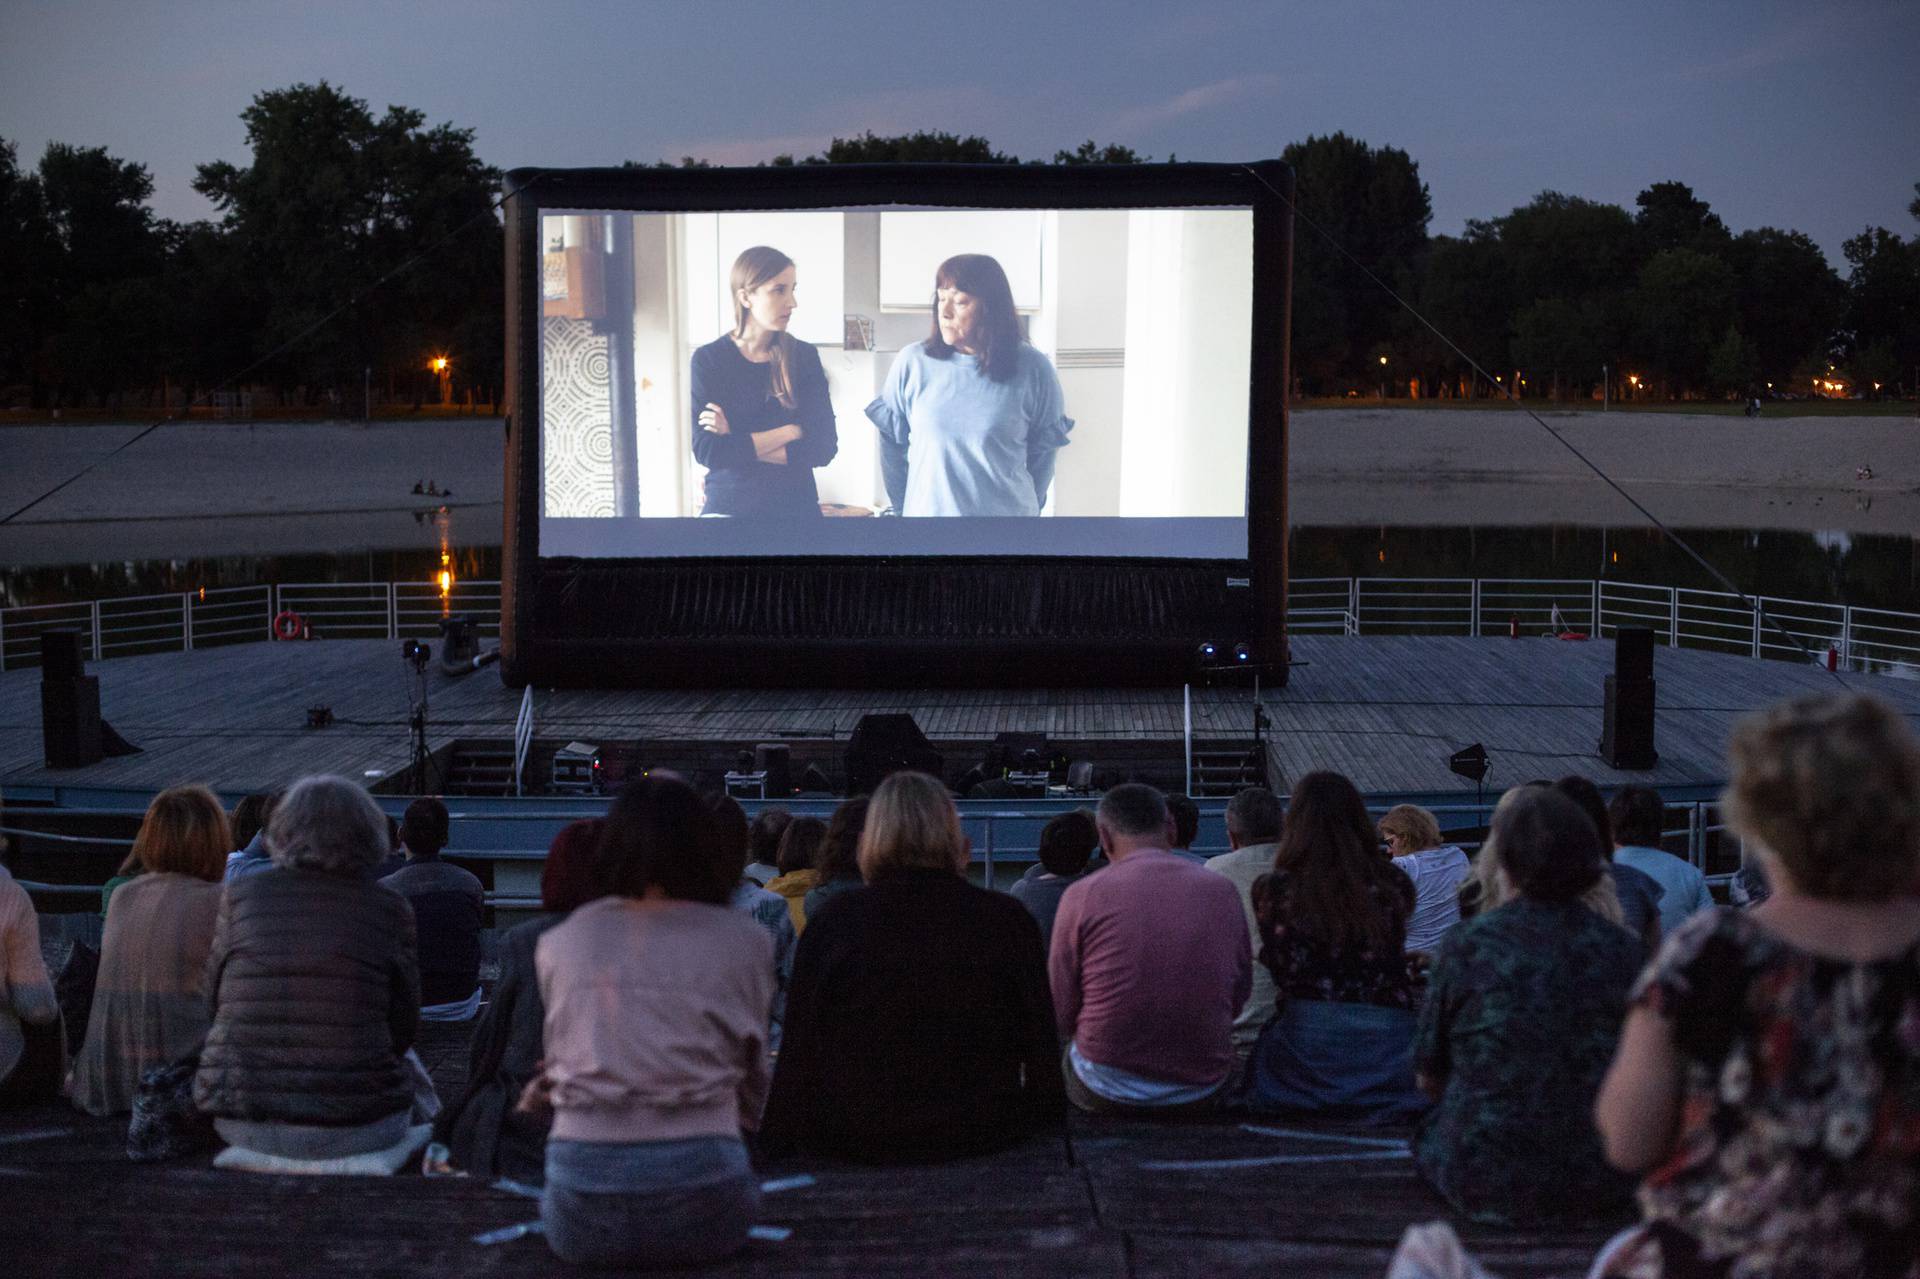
[2,1013,1621,1278]
[3,634,1915,799]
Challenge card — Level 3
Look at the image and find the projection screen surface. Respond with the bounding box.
[537,205,1253,558]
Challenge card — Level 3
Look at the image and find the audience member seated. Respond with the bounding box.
[1593,692,1920,1278]
[1242,771,1426,1123]
[1201,786,1284,1060]
[0,803,60,1107]
[1607,784,1712,936]
[744,807,791,886]
[524,775,772,1269]
[764,815,825,933]
[1377,804,1470,956]
[194,775,431,1173]
[1051,783,1249,1115]
[223,789,281,881]
[1011,808,1101,949]
[98,846,142,916]
[380,797,484,1021]
[370,814,407,882]
[430,817,602,1184]
[1557,775,1663,955]
[711,796,795,1054]
[69,785,229,1116]
[760,771,1061,1161]
[1412,786,1641,1225]
[803,796,869,922]
[1460,784,1626,930]
[1165,792,1206,863]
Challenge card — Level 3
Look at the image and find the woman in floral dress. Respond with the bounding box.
[1595,691,1920,1278]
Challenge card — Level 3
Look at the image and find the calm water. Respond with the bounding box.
[2,521,1917,614]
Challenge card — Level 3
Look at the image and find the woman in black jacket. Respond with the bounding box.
[193,775,425,1167]
[758,771,1062,1162]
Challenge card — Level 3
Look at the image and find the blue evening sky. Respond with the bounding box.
[2,0,1915,266]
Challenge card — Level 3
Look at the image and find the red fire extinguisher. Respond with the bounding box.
[1827,646,1839,671]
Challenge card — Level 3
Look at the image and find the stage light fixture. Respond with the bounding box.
[1197,642,1218,662]
[1233,643,1253,664]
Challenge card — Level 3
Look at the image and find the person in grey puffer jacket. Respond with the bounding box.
[194,775,423,1161]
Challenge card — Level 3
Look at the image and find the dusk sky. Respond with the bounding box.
[3,0,1916,268]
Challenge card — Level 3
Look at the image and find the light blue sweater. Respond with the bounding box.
[866,341,1073,517]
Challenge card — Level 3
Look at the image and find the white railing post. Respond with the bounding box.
[90,599,102,660]
[1470,579,1481,636]
[1841,606,1853,671]
[512,684,535,797]
[1669,587,1679,646]
[183,593,193,651]
[1590,580,1600,633]
[1751,599,1763,658]
[270,584,281,640]
[388,584,399,639]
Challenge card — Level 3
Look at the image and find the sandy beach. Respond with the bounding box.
[0,409,1913,567]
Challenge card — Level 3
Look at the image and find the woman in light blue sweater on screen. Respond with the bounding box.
[866,253,1072,516]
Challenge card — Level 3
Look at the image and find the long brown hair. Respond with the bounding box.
[1267,771,1408,952]
[729,245,797,409]
[926,253,1022,381]
[128,784,232,881]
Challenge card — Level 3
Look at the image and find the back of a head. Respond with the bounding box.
[858,771,966,880]
[596,774,733,905]
[1553,776,1613,855]
[269,775,389,877]
[229,792,276,850]
[401,796,450,858]
[1378,803,1442,853]
[1494,786,1604,903]
[1037,809,1099,877]
[1095,783,1169,842]
[1166,793,1200,850]
[706,793,751,881]
[748,807,792,867]
[1225,786,1282,847]
[1724,691,1920,902]
[134,784,232,881]
[817,796,871,882]
[1273,771,1398,950]
[776,816,827,875]
[542,817,605,913]
[1607,785,1666,850]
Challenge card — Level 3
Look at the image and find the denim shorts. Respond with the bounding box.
[541,1136,758,1268]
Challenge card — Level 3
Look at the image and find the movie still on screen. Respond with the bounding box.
[538,206,1252,558]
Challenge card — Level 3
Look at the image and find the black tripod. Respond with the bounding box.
[402,639,435,792]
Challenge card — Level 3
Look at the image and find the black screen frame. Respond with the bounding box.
[500,160,1292,688]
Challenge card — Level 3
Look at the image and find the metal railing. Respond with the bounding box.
[1,575,1914,677]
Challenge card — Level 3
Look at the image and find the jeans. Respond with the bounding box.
[541,1136,758,1269]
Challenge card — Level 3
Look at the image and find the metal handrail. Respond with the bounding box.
[3,576,1915,677]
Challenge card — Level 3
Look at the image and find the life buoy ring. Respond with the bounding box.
[272,610,307,641]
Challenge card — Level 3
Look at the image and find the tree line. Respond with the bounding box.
[2,82,1916,411]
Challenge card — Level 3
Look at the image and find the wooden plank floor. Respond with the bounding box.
[2,1016,1621,1278]
[3,635,1914,798]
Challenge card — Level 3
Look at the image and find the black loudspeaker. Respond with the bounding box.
[754,743,792,798]
[42,675,104,768]
[1601,675,1658,770]
[1614,626,1655,683]
[40,631,86,680]
[843,714,944,796]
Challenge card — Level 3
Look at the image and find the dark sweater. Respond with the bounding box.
[689,334,838,516]
[758,868,1063,1163]
[380,858,484,1005]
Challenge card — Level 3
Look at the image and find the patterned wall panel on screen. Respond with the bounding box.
[542,317,615,518]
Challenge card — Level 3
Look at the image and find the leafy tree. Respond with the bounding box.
[1840,225,1920,375]
[1849,338,1903,397]
[1415,228,1512,394]
[1280,133,1431,392]
[791,131,1016,165]
[194,81,501,402]
[1512,297,1604,399]
[1634,180,1732,259]
[1726,228,1845,384]
[1630,248,1737,394]
[1052,140,1151,165]
[0,137,60,402]
[1705,323,1759,396]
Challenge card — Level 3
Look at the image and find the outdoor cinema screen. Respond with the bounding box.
[536,204,1253,558]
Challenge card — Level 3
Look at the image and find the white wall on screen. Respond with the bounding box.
[681,212,845,349]
[878,210,1044,311]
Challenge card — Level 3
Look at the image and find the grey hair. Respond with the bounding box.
[1096,783,1170,839]
[268,775,390,876]
[1225,786,1283,843]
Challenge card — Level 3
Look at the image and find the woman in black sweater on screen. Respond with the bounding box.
[690,245,838,517]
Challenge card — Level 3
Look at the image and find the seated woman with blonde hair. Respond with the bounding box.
[759,770,1062,1161]
[69,785,230,1115]
[1593,692,1920,1278]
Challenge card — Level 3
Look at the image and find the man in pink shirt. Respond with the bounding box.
[1048,784,1251,1114]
